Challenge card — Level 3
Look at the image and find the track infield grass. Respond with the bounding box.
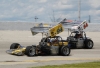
[30,61,100,68]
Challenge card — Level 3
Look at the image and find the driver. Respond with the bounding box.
[74,33,82,38]
[50,38,58,44]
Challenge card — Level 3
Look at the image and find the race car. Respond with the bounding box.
[67,31,94,49]
[6,23,70,56]
[60,19,94,49]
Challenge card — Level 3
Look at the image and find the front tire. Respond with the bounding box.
[84,39,94,49]
[60,46,70,56]
[25,46,36,56]
[10,43,20,49]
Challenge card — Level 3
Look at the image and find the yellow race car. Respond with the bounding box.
[6,36,70,56]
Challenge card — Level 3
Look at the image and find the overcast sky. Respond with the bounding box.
[0,0,100,23]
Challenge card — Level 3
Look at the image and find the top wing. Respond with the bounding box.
[60,18,88,31]
[31,23,52,35]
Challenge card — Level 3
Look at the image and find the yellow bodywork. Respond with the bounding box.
[6,47,26,55]
[47,41,68,46]
[11,48,26,54]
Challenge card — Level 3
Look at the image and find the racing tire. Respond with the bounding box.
[25,46,36,56]
[84,39,94,49]
[60,46,70,56]
[10,43,20,49]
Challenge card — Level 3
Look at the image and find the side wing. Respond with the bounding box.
[49,23,64,37]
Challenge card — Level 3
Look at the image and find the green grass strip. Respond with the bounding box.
[31,61,100,68]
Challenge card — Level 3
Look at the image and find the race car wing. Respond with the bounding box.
[31,23,52,35]
[60,18,88,31]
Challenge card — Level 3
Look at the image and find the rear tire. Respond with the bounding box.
[84,39,94,49]
[10,43,20,49]
[25,46,36,56]
[60,46,70,56]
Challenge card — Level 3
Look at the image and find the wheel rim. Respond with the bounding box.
[88,41,93,48]
[63,47,69,55]
[29,47,35,56]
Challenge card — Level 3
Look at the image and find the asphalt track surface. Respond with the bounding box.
[0,31,100,68]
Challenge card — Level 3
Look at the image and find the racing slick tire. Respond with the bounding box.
[84,39,94,49]
[60,46,70,56]
[10,43,20,49]
[25,46,36,56]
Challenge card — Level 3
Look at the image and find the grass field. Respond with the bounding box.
[31,61,100,68]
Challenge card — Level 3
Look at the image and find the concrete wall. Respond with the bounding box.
[0,22,100,31]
